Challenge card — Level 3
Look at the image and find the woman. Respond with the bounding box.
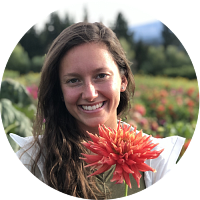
[10,22,185,199]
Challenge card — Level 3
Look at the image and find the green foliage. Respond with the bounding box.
[138,44,195,78]
[165,45,192,68]
[0,98,33,152]
[163,65,196,79]
[6,44,31,74]
[0,79,36,152]
[2,70,20,79]
[0,79,32,106]
[31,55,45,72]
[140,46,166,74]
[164,121,195,139]
[119,37,135,71]
[3,71,41,88]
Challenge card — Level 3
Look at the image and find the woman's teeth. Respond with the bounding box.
[82,102,104,111]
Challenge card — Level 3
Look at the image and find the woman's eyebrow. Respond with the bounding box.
[63,67,110,77]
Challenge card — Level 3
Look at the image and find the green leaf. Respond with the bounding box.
[0,79,32,107]
[0,99,33,138]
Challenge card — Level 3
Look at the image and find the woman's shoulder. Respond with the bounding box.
[9,133,43,157]
[9,133,45,182]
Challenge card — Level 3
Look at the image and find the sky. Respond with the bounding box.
[35,0,158,31]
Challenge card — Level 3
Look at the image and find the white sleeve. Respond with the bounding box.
[9,133,45,182]
[144,136,185,187]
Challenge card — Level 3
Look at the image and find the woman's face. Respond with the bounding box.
[59,42,127,133]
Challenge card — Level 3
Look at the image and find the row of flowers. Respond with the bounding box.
[125,81,198,158]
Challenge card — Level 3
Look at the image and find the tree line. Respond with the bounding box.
[6,11,196,79]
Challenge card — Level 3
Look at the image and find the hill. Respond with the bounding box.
[129,20,164,45]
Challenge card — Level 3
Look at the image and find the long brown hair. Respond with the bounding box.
[32,22,135,199]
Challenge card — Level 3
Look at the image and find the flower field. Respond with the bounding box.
[125,75,199,159]
[1,71,199,158]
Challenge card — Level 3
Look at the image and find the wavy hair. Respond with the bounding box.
[32,22,135,199]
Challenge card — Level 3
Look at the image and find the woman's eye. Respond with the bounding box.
[68,78,79,84]
[97,73,107,79]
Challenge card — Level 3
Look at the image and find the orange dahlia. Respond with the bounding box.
[80,121,164,189]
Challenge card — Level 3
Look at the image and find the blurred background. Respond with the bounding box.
[0,4,198,160]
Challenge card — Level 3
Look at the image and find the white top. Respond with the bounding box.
[10,124,185,188]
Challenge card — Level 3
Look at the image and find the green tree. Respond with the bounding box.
[112,12,134,48]
[31,55,45,73]
[6,44,31,74]
[119,37,135,72]
[162,24,184,50]
[19,26,43,58]
[140,45,166,75]
[165,45,192,68]
[19,12,74,58]
[40,12,69,53]
[83,7,89,22]
[134,40,149,72]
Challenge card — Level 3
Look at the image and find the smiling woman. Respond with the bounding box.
[59,42,127,132]
[10,22,185,199]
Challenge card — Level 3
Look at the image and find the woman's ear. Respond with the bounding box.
[120,76,128,92]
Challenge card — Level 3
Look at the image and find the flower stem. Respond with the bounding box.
[124,181,128,197]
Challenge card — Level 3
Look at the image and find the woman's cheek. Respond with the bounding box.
[63,89,80,105]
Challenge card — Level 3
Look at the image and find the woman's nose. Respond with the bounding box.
[82,82,98,101]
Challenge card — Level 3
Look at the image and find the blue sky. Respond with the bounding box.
[36,0,159,30]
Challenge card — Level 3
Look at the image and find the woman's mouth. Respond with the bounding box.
[80,101,105,111]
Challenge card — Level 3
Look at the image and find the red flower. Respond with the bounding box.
[133,104,146,116]
[186,99,195,107]
[157,105,165,112]
[80,121,164,188]
[160,89,168,98]
[186,87,195,97]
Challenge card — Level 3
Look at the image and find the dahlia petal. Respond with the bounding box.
[87,131,101,143]
[131,165,141,188]
[110,153,119,160]
[123,171,132,188]
[101,142,113,153]
[133,157,147,163]
[84,160,101,168]
[114,164,123,174]
[110,173,124,184]
[134,131,143,144]
[125,159,136,165]
[117,119,121,131]
[103,157,116,165]
[88,164,111,177]
[98,126,110,141]
[81,142,101,155]
[136,162,156,172]
[122,163,135,174]
[128,153,138,160]
[80,153,103,164]
[90,145,110,157]
[134,147,151,154]
[140,149,164,159]
[117,159,125,165]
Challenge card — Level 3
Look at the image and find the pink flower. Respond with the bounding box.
[80,121,164,188]
[26,85,38,99]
